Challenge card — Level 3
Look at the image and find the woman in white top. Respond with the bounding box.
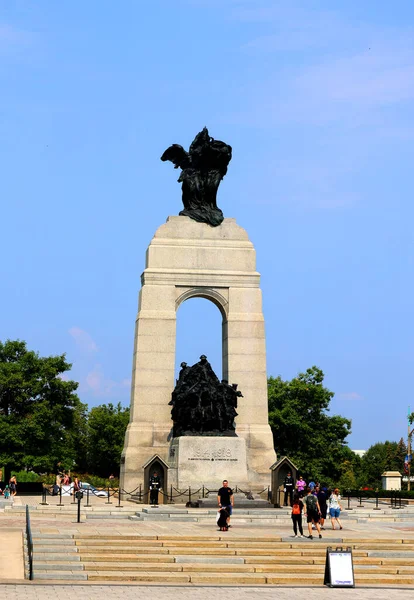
[328,487,343,530]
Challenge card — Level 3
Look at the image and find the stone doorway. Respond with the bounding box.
[143,456,169,504]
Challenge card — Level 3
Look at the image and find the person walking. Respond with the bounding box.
[283,471,295,506]
[218,480,234,527]
[328,488,343,530]
[291,493,304,537]
[9,476,17,497]
[316,485,328,530]
[304,487,322,539]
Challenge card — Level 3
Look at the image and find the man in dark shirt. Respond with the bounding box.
[316,485,328,530]
[217,479,234,526]
[283,471,295,506]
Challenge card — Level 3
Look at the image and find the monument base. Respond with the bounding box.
[168,436,249,489]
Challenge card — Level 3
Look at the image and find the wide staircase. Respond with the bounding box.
[28,533,414,585]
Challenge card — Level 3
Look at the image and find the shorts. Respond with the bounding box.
[223,504,232,515]
[306,510,320,524]
[320,505,327,519]
[330,507,340,518]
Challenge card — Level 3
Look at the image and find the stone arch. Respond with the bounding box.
[175,287,228,318]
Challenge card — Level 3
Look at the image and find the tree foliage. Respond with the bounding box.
[86,402,130,477]
[359,439,406,488]
[0,339,87,474]
[268,366,353,486]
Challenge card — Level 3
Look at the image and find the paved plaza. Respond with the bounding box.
[1,584,414,599]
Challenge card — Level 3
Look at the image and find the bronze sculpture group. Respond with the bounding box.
[169,355,242,437]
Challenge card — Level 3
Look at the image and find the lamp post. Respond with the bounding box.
[407,407,414,492]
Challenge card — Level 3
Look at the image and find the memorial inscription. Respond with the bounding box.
[188,446,236,461]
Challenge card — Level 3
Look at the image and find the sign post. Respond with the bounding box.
[324,546,355,587]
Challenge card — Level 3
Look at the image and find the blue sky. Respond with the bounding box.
[1,1,413,451]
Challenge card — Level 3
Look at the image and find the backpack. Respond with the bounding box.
[292,503,301,515]
[306,495,317,511]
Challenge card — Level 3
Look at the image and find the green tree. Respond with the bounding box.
[86,402,130,477]
[339,459,358,490]
[0,339,86,476]
[360,439,406,488]
[268,366,352,485]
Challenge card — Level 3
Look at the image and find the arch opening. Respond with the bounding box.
[175,296,227,381]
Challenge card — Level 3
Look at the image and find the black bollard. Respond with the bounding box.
[117,487,123,508]
[40,487,48,506]
[373,489,380,510]
[346,490,353,511]
[59,484,63,506]
[202,485,205,499]
[139,484,142,503]
[76,491,82,523]
[170,484,173,503]
[106,486,112,504]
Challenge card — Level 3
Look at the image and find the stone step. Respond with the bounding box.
[85,513,129,520]
[73,546,372,557]
[76,554,396,566]
[34,554,81,562]
[69,538,414,551]
[33,539,76,545]
[79,561,412,574]
[79,554,175,562]
[33,572,87,581]
[83,570,414,584]
[33,563,85,571]
[33,547,78,553]
[28,532,414,585]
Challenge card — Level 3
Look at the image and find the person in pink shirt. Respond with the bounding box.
[295,476,306,498]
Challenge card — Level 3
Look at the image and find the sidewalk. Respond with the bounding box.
[1,585,414,599]
[0,530,24,579]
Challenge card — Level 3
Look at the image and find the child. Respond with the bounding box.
[4,485,10,499]
[291,493,304,537]
[217,507,230,531]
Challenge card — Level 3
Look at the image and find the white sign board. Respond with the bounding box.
[324,548,355,587]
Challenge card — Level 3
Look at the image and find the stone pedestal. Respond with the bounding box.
[120,216,276,494]
[381,471,402,490]
[168,436,249,489]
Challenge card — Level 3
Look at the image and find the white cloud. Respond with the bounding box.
[69,327,98,353]
[295,48,414,110]
[83,365,131,398]
[337,392,363,401]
